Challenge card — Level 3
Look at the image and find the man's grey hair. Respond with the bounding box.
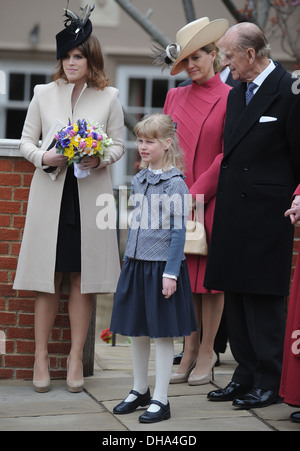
[226,22,271,58]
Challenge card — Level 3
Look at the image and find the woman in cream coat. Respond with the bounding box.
[13,10,125,393]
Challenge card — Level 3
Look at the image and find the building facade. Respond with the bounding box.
[0,0,296,185]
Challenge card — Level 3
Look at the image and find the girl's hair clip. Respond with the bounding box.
[173,121,178,132]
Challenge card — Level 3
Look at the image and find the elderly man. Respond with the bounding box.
[205,22,300,409]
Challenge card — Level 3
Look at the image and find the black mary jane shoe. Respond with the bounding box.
[138,400,171,424]
[291,411,300,423]
[113,388,151,415]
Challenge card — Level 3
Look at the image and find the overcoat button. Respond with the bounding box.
[241,192,247,198]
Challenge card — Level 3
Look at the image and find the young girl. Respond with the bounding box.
[110,114,197,424]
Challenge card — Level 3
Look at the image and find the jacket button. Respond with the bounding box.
[241,192,247,198]
[221,161,228,169]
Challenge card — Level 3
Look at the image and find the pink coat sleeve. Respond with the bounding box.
[294,185,300,196]
[189,153,223,203]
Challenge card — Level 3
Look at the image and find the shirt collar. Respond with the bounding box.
[252,59,276,89]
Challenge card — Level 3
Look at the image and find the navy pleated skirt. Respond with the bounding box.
[110,259,198,338]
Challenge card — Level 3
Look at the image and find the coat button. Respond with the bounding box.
[241,192,247,198]
[221,161,228,169]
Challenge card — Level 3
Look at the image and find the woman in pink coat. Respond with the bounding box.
[162,18,231,384]
[280,185,300,423]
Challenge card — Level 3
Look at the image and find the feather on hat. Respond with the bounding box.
[154,17,229,75]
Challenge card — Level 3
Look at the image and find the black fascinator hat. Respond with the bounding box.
[56,4,95,60]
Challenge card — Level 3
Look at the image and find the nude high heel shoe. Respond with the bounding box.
[33,360,51,393]
[170,361,196,384]
[67,357,84,393]
[188,352,218,386]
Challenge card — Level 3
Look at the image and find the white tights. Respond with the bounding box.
[125,336,174,412]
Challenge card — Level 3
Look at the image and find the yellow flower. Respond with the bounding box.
[85,136,93,148]
[64,146,75,160]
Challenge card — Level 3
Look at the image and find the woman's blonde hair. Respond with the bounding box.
[201,43,223,73]
[134,114,185,173]
[53,35,110,90]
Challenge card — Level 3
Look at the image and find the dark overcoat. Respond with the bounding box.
[204,63,300,296]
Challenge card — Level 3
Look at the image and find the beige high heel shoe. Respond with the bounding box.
[170,361,196,384]
[188,352,218,386]
[33,359,51,393]
[67,357,84,393]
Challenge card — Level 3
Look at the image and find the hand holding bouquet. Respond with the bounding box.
[55,119,113,178]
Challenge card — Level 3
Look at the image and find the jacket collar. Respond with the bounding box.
[136,167,184,185]
[56,79,89,120]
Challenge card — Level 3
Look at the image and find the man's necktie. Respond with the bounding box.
[245,82,257,105]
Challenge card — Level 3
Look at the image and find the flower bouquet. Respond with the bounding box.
[55,119,113,178]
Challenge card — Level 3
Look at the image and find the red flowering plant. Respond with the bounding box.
[100,328,113,344]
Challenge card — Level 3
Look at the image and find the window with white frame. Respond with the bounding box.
[114,65,187,186]
[0,61,54,139]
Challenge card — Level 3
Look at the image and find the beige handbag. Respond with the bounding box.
[184,217,208,256]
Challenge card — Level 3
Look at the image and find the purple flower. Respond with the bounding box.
[60,137,71,148]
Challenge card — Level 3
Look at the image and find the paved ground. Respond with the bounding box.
[0,343,299,432]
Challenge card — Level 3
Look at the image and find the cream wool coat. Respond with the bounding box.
[13,80,125,294]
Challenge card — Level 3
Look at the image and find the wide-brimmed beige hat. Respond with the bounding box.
[168,17,229,75]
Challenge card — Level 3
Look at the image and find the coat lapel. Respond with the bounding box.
[57,80,88,122]
[224,64,285,157]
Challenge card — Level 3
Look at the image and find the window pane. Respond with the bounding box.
[126,147,140,175]
[125,112,145,141]
[128,78,146,106]
[6,109,27,139]
[152,79,168,108]
[9,73,25,101]
[30,74,46,99]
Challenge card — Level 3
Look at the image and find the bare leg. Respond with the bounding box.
[171,292,224,382]
[67,272,94,382]
[34,272,62,381]
[173,293,202,374]
[192,292,224,377]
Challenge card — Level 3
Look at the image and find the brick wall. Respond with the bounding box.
[0,154,71,379]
